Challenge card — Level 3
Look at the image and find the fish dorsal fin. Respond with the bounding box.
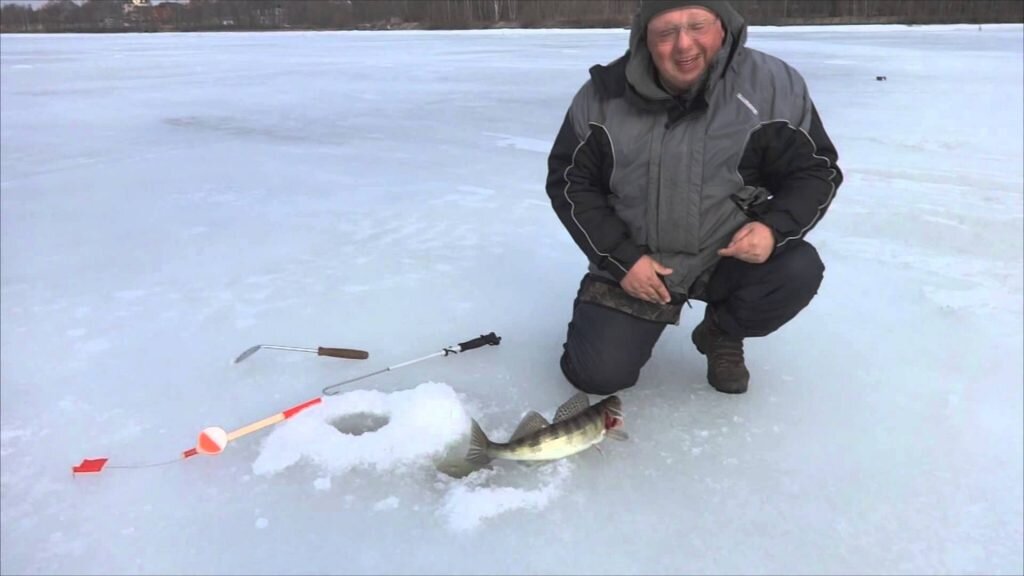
[509,410,550,442]
[553,392,590,423]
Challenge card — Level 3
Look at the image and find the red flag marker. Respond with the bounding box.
[72,458,109,475]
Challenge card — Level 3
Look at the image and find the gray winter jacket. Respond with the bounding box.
[546,4,842,298]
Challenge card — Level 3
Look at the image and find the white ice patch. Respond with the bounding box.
[373,496,400,511]
[484,132,552,153]
[437,460,574,532]
[251,382,578,531]
[922,284,1023,314]
[0,427,30,457]
[252,382,470,476]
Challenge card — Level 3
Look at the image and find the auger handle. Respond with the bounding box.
[457,332,501,352]
[317,347,370,360]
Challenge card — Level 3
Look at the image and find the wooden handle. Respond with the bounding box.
[227,414,285,442]
[317,347,369,360]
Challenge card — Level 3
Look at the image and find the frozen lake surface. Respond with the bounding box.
[1,24,1022,575]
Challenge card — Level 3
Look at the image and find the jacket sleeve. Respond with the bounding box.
[747,97,843,253]
[545,91,645,281]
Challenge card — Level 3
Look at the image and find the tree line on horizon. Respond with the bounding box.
[1,0,1021,33]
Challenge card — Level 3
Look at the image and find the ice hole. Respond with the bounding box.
[329,412,389,436]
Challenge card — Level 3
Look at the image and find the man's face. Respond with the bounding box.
[645,6,725,94]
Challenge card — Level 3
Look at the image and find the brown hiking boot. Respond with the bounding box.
[691,313,749,394]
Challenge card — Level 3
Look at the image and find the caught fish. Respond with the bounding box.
[465,393,627,466]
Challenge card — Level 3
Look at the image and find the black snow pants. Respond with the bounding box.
[559,239,825,395]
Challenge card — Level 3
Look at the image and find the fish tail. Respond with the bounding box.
[466,419,493,466]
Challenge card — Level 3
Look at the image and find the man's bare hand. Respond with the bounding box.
[718,222,775,264]
[621,255,674,304]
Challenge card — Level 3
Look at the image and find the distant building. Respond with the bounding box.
[121,0,152,28]
[153,2,184,27]
[124,0,150,14]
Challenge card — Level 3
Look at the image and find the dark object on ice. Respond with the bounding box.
[321,332,502,395]
[876,75,887,81]
[233,344,369,364]
[692,308,749,394]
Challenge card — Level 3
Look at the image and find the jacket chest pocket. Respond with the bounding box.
[607,120,659,247]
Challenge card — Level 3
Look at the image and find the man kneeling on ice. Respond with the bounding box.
[546,1,842,395]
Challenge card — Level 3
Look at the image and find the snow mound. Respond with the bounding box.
[251,382,574,531]
[438,460,574,532]
[252,381,470,476]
